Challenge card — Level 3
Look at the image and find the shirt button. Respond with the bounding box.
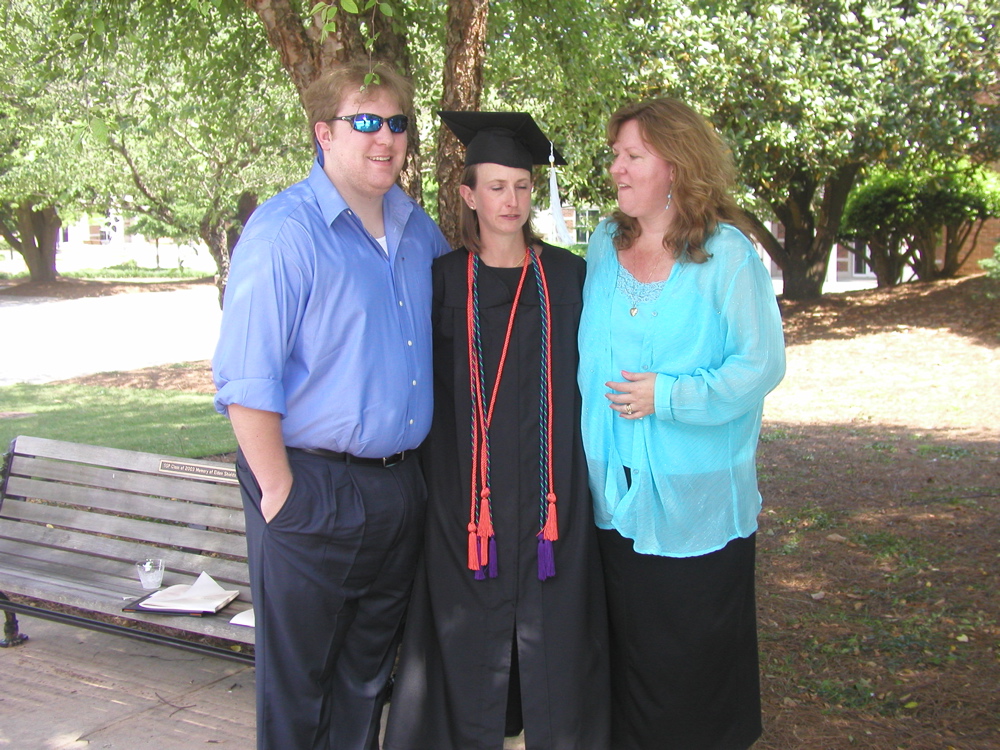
[398,300,404,306]
[412,380,417,386]
[407,340,412,346]
[409,419,414,425]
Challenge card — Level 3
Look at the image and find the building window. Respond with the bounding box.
[575,209,600,244]
[852,242,873,276]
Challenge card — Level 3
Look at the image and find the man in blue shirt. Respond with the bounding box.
[213,60,449,750]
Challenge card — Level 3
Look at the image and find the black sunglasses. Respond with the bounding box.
[330,113,409,134]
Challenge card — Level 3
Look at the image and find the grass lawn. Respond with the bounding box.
[0,383,236,458]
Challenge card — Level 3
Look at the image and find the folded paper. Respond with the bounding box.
[124,571,238,615]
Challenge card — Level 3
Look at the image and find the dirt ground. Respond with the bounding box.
[17,272,1000,749]
[0,276,215,299]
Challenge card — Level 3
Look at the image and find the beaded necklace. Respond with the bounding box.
[466,247,558,582]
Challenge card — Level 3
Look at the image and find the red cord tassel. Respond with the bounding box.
[467,522,479,571]
[477,490,494,535]
[542,492,558,541]
[477,490,493,566]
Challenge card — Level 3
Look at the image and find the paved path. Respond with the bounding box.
[0,286,222,385]
[0,617,528,749]
[0,617,256,749]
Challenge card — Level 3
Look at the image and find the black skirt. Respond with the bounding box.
[597,529,762,750]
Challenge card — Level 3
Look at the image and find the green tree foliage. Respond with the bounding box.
[8,0,998,303]
[0,3,110,282]
[842,163,1000,287]
[640,0,1000,299]
[980,243,1000,281]
[58,1,308,300]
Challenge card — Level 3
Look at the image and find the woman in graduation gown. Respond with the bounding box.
[383,112,610,750]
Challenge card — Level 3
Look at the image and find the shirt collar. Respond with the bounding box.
[307,160,414,236]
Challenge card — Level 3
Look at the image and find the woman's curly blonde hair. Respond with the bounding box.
[608,98,748,263]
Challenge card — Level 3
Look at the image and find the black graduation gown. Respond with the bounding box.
[384,244,610,750]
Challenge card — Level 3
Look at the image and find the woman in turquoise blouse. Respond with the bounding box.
[578,98,785,749]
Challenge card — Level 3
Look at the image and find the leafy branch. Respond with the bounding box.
[310,0,395,84]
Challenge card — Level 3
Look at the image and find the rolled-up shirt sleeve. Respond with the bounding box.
[213,231,311,417]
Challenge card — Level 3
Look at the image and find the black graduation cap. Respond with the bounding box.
[438,111,566,171]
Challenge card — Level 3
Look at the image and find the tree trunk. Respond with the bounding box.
[226,191,259,258]
[436,0,489,246]
[938,219,981,278]
[761,163,859,300]
[247,0,421,201]
[245,0,324,93]
[8,201,62,284]
[908,226,940,281]
[201,216,230,308]
[779,242,830,299]
[867,239,904,288]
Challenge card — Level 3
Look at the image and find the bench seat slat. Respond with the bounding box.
[8,454,242,508]
[5,475,246,533]
[0,545,251,604]
[0,567,254,645]
[0,530,250,591]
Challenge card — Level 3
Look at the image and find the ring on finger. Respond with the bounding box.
[625,403,633,415]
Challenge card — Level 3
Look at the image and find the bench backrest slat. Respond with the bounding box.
[11,436,238,485]
[9,454,242,508]
[5,474,245,533]
[1,498,247,559]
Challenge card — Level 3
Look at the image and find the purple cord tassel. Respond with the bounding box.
[488,537,498,578]
[474,538,486,579]
[537,537,556,581]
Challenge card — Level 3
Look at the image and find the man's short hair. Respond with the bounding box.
[303,61,415,133]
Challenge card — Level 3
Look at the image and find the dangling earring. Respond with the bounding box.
[665,189,673,212]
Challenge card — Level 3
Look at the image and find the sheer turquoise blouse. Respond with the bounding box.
[578,219,786,557]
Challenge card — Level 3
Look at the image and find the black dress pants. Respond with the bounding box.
[237,448,426,750]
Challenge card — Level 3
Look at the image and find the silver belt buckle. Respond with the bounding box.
[382,451,405,467]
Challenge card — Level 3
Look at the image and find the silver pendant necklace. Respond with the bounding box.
[617,253,667,316]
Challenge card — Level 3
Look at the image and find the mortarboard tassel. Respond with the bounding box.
[548,144,572,246]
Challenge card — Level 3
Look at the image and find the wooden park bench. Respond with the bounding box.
[0,435,254,664]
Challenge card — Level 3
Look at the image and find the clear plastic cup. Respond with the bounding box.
[135,558,165,589]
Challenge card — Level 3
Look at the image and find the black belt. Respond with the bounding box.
[298,447,408,468]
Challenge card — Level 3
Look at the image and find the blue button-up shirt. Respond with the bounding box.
[213,162,449,457]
